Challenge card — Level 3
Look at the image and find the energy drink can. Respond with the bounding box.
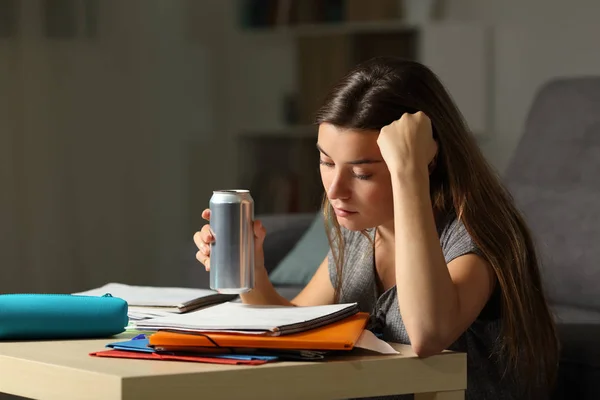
[209,189,255,294]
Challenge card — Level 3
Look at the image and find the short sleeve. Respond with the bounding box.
[327,244,337,288]
[440,217,484,264]
[327,227,373,289]
[327,227,352,288]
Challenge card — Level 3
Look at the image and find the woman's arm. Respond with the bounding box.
[391,170,494,357]
[291,256,336,306]
[239,263,295,306]
[240,255,334,307]
[377,112,495,357]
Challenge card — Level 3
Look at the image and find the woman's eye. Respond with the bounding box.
[353,173,372,180]
[352,168,373,180]
[319,159,371,179]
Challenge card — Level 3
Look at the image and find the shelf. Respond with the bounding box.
[238,19,419,38]
[239,127,489,141]
[236,132,321,214]
[239,125,318,139]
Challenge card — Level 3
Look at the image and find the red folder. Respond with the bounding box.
[90,349,268,365]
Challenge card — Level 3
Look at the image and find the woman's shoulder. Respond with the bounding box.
[438,213,484,263]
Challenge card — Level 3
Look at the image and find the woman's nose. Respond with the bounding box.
[327,173,351,200]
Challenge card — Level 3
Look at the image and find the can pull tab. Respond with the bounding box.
[102,293,113,297]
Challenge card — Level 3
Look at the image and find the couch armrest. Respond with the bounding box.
[258,212,316,274]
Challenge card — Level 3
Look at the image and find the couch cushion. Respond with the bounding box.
[274,285,304,301]
[504,77,600,309]
[269,213,329,286]
[553,323,600,400]
[508,184,600,309]
[556,323,600,366]
[259,213,315,274]
[552,304,600,324]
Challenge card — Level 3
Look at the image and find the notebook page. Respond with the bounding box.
[135,301,358,332]
[73,282,221,307]
[355,330,399,354]
[127,307,177,321]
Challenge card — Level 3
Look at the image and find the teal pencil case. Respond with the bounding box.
[0,293,129,340]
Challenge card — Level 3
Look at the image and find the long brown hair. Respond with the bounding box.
[315,57,559,397]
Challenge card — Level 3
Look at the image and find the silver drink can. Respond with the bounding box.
[209,189,255,294]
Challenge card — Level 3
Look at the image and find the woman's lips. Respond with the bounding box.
[333,207,358,217]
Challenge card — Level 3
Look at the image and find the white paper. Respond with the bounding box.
[135,301,358,332]
[355,330,399,354]
[73,282,221,307]
[126,306,177,321]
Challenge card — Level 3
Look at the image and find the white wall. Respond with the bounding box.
[0,38,21,292]
[0,0,225,293]
[444,0,600,171]
[448,0,600,25]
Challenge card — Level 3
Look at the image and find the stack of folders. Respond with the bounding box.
[90,302,396,365]
[74,283,237,320]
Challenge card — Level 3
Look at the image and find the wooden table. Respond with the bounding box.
[0,333,466,399]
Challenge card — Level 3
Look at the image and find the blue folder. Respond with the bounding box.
[107,335,278,361]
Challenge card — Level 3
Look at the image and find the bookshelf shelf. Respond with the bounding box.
[238,20,419,38]
[236,134,322,215]
[240,125,317,139]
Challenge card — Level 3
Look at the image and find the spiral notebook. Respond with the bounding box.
[134,301,360,336]
[73,283,236,314]
[148,312,370,351]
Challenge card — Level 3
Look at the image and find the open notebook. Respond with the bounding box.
[73,283,236,314]
[134,301,360,335]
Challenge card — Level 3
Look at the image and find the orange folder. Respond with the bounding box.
[149,312,369,351]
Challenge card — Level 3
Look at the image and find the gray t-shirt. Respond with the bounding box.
[328,216,519,400]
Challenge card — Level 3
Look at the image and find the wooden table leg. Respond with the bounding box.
[415,390,465,400]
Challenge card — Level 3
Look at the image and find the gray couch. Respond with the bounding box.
[504,77,600,399]
[251,77,600,398]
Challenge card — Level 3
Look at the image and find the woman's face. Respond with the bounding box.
[317,123,394,231]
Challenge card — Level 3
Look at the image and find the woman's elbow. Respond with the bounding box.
[410,336,446,358]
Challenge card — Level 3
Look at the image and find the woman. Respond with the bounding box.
[194,57,559,399]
